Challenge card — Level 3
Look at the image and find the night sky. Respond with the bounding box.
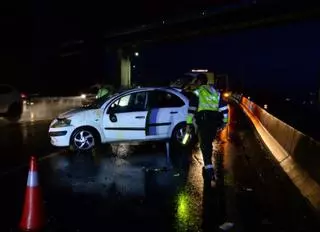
[138,19,320,97]
[1,0,319,98]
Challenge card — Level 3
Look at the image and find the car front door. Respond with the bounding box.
[146,90,186,139]
[103,91,148,142]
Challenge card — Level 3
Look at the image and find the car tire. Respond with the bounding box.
[5,102,22,123]
[70,127,100,152]
[171,122,196,148]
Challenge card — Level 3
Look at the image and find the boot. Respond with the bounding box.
[202,167,216,188]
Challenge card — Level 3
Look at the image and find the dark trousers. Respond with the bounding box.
[196,111,220,167]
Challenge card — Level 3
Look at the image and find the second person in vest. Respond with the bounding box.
[185,73,229,187]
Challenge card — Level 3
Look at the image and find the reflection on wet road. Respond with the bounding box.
[20,97,82,122]
[0,120,54,176]
[0,104,319,231]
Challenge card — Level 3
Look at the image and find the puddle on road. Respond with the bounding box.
[45,150,170,198]
[38,149,196,231]
[0,140,227,232]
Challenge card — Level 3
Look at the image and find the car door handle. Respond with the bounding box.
[170,111,178,114]
[135,116,145,119]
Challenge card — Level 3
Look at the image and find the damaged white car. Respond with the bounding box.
[49,87,192,151]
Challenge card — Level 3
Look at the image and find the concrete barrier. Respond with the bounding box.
[21,96,83,122]
[240,97,320,214]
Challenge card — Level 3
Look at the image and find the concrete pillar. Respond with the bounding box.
[118,49,131,88]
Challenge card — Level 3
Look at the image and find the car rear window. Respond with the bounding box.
[148,90,185,108]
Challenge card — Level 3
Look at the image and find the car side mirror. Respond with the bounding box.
[108,105,117,122]
[109,113,117,123]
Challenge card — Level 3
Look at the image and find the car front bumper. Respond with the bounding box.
[49,126,74,147]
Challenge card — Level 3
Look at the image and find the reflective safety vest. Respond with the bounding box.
[186,85,229,125]
[96,87,109,98]
[194,85,220,111]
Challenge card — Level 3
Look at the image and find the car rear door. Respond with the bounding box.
[146,90,186,139]
[102,91,148,142]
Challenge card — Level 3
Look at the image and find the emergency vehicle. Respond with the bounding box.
[170,69,231,101]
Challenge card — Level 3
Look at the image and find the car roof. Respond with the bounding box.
[100,86,188,109]
[120,86,182,94]
[107,86,185,101]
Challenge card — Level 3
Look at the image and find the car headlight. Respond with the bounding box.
[51,118,72,128]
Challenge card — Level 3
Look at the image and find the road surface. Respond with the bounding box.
[0,104,319,231]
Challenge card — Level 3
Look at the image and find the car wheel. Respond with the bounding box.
[171,123,196,147]
[70,128,98,151]
[5,102,22,123]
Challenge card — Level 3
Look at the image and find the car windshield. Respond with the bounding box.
[83,88,133,109]
[84,94,116,109]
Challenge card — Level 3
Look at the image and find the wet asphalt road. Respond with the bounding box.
[0,105,319,232]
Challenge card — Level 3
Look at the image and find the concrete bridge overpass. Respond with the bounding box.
[59,0,320,87]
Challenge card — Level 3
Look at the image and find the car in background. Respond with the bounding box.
[79,86,99,106]
[170,71,232,101]
[170,71,227,91]
[170,74,195,89]
[49,87,194,151]
[80,84,116,106]
[0,85,23,122]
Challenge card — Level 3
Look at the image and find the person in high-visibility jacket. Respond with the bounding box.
[96,85,110,99]
[185,73,229,185]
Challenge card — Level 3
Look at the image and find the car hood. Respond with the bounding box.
[57,107,89,119]
[57,107,104,123]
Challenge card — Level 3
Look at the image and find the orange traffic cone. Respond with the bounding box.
[19,156,45,231]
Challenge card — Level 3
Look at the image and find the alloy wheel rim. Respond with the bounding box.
[74,130,95,150]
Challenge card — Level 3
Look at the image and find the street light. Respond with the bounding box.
[134,52,139,57]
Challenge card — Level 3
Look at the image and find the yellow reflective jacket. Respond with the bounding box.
[96,87,109,98]
[186,85,229,125]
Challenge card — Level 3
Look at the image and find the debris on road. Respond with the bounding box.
[219,222,234,231]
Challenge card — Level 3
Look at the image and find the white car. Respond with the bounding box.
[0,85,23,122]
[49,87,192,151]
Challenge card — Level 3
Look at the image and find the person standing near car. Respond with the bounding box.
[96,83,110,99]
[185,73,229,186]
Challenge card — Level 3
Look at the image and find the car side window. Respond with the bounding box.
[148,90,185,108]
[0,85,13,94]
[107,92,147,113]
